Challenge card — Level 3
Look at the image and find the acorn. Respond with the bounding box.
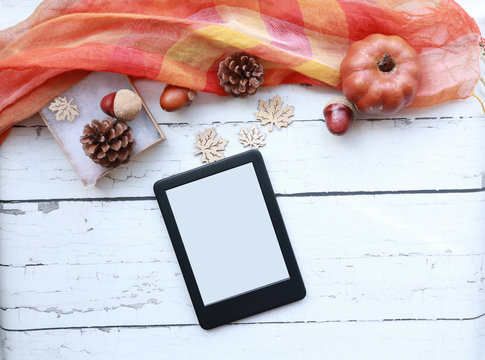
[323,97,356,135]
[100,89,143,122]
[160,84,197,112]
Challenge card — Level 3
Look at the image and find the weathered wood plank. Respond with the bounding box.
[2,116,485,200]
[3,193,483,328]
[1,193,484,266]
[2,317,484,360]
[0,0,40,30]
[1,234,483,328]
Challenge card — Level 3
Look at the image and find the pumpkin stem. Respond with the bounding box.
[377,54,396,72]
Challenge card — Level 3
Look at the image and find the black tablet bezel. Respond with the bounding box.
[153,149,305,329]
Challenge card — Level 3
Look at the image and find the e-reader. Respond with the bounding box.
[153,150,305,329]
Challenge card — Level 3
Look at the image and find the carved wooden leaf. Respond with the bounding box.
[239,125,266,149]
[194,127,228,164]
[48,96,80,122]
[255,95,294,131]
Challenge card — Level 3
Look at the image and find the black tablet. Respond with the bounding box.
[153,149,305,329]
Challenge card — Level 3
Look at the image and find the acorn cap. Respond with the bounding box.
[113,89,142,122]
[324,96,357,112]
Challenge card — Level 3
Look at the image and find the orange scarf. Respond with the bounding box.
[0,0,481,136]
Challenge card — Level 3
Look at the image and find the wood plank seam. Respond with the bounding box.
[10,115,485,130]
[1,312,484,333]
[2,187,485,205]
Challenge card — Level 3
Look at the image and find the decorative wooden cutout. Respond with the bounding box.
[239,125,266,149]
[194,127,228,164]
[255,95,294,131]
[48,96,80,122]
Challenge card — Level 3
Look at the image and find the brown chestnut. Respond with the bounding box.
[324,97,356,135]
[160,84,197,112]
[100,89,142,122]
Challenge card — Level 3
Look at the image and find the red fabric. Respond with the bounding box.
[0,127,12,145]
[0,0,481,135]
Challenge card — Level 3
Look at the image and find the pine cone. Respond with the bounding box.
[80,117,136,168]
[217,52,264,98]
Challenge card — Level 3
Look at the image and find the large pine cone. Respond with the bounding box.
[217,52,264,98]
[80,117,136,168]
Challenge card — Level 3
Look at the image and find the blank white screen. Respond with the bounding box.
[166,163,290,306]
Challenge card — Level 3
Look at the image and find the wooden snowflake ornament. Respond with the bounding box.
[255,95,294,131]
[194,127,228,164]
[48,96,80,122]
[239,125,266,149]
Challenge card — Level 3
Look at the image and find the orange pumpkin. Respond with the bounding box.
[340,34,422,115]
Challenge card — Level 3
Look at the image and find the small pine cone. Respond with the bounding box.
[217,52,264,98]
[80,117,136,168]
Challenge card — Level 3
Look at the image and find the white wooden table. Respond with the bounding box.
[1,1,484,359]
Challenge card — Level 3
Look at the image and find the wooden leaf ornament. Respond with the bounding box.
[48,96,80,122]
[239,125,266,149]
[194,127,228,164]
[255,95,294,131]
